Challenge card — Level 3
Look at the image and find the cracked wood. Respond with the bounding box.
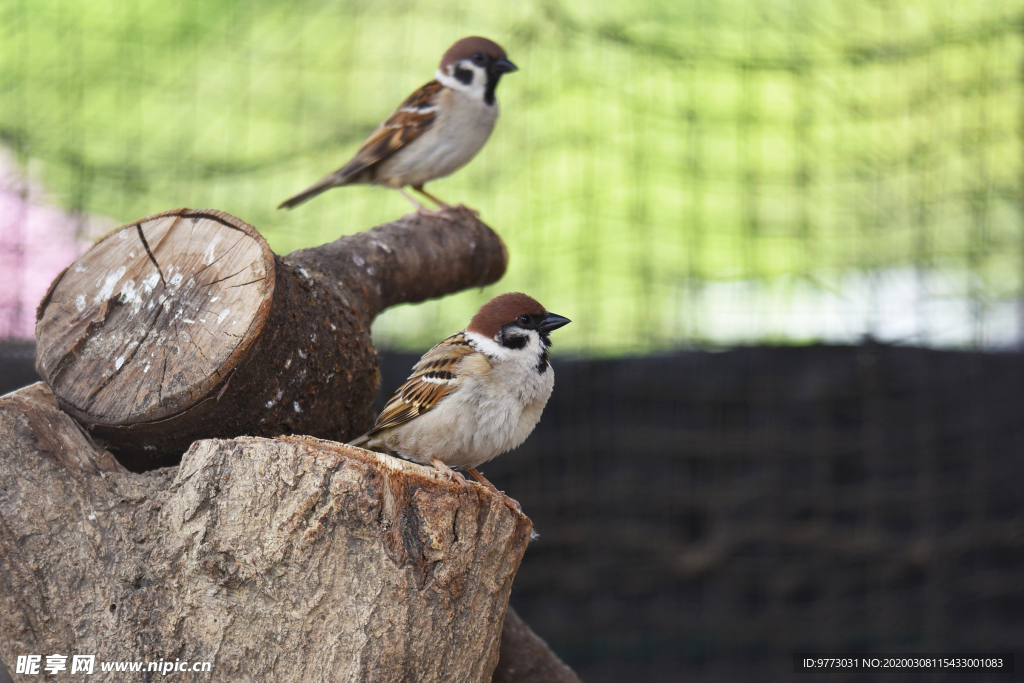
[33,207,507,468]
[0,383,532,683]
[36,209,273,424]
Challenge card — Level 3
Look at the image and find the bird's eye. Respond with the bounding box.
[517,315,531,327]
[472,52,486,65]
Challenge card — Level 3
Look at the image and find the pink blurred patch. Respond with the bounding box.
[0,152,110,339]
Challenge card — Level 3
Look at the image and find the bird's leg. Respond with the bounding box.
[430,458,470,490]
[413,185,481,218]
[466,467,522,515]
[411,184,451,209]
[395,188,441,216]
[411,185,472,218]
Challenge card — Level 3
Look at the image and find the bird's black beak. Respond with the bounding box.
[539,313,571,333]
[491,58,518,75]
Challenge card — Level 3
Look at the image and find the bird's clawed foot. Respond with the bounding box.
[401,187,477,219]
[452,204,480,218]
[466,467,523,515]
[430,458,471,491]
[412,185,469,218]
[394,187,442,216]
[502,494,523,515]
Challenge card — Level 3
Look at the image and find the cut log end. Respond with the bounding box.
[36,209,275,426]
[33,207,508,468]
[9,204,583,680]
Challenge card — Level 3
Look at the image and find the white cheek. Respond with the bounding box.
[435,62,487,95]
[465,330,544,367]
[465,330,509,359]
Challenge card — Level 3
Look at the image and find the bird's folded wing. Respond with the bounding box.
[368,331,477,433]
[338,80,444,179]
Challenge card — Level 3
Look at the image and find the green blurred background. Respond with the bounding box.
[3,4,1024,681]
[1,0,1021,353]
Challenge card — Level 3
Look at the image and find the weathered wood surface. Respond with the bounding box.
[34,207,506,469]
[0,383,533,682]
[35,209,275,427]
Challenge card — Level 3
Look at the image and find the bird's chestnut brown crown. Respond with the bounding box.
[468,293,548,339]
[439,37,508,71]
[468,293,571,349]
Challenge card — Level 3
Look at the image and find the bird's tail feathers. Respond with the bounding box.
[278,173,345,210]
[348,432,372,449]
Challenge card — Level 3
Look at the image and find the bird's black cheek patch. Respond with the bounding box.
[454,66,474,85]
[500,334,528,350]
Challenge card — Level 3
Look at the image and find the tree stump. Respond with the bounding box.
[34,208,506,469]
[13,207,583,681]
[0,383,534,682]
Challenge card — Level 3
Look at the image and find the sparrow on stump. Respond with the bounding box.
[350,293,570,512]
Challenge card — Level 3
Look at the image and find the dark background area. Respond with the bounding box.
[3,2,1024,681]
[5,342,1021,682]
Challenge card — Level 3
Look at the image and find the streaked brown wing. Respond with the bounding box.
[368,331,475,433]
[337,80,444,181]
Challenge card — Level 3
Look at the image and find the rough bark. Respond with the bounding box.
[495,608,583,683]
[34,207,506,469]
[0,383,532,682]
[18,205,582,681]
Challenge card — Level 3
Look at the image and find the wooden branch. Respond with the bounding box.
[33,208,506,469]
[495,608,583,683]
[287,205,507,320]
[20,207,582,680]
[0,383,531,683]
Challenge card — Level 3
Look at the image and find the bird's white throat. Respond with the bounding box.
[465,330,548,372]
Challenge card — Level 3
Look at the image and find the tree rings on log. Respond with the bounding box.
[34,208,379,469]
[33,206,508,470]
[36,209,274,425]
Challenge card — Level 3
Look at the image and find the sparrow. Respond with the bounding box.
[350,293,570,511]
[278,36,518,212]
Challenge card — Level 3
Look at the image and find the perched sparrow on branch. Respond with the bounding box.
[279,36,517,212]
[350,293,570,512]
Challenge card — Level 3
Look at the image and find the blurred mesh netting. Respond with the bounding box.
[1,0,1021,351]
[2,2,1023,682]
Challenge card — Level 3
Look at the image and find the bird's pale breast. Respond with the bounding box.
[372,353,554,469]
[378,89,498,188]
